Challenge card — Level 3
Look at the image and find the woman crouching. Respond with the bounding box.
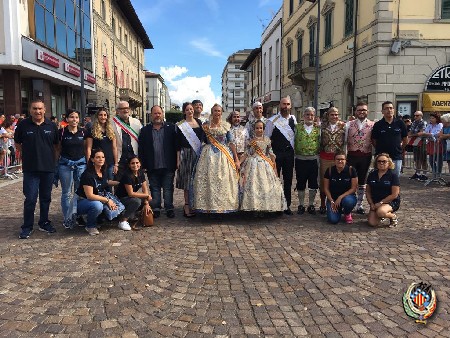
[366,153,401,227]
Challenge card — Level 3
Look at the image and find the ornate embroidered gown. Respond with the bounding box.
[192,122,239,213]
[239,136,287,212]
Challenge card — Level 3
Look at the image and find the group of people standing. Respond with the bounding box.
[15,96,408,239]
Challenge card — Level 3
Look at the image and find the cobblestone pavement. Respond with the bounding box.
[0,174,449,337]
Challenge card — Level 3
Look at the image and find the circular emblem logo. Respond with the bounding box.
[403,282,437,324]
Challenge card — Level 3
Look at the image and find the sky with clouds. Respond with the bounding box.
[132,0,282,111]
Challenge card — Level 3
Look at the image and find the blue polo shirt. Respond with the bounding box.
[372,118,407,160]
[14,117,58,172]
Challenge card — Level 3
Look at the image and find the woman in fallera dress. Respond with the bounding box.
[175,102,205,217]
[192,104,240,213]
[239,120,286,213]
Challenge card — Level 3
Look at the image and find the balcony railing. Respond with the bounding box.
[119,88,142,104]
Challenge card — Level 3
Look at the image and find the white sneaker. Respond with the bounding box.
[85,227,99,236]
[118,221,131,231]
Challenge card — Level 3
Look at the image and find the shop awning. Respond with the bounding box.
[422,92,450,112]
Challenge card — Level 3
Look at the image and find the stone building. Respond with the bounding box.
[282,0,450,120]
[90,0,152,119]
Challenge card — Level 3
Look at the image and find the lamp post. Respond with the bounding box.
[313,0,321,112]
[78,0,86,119]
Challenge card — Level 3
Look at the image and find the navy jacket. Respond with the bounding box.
[138,122,177,171]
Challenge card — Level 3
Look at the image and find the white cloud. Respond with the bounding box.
[160,66,221,113]
[190,38,225,58]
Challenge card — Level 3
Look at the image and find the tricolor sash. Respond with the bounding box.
[203,125,238,176]
[250,140,276,170]
[113,116,139,142]
[273,115,295,149]
[177,120,202,155]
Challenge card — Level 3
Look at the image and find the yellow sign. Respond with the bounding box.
[422,92,450,111]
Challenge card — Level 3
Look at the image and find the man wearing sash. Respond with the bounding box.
[138,105,177,218]
[265,96,297,215]
[112,101,142,181]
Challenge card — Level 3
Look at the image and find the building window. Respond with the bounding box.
[112,17,115,34]
[443,0,450,18]
[234,65,241,69]
[235,74,240,78]
[296,35,303,61]
[287,44,292,70]
[101,0,106,20]
[124,33,128,48]
[33,0,92,70]
[289,0,294,16]
[119,26,122,41]
[324,10,333,48]
[309,24,316,67]
[235,83,241,87]
[345,0,354,37]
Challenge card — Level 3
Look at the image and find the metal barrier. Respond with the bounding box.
[402,137,449,186]
[0,147,22,180]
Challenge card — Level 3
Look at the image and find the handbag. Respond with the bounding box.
[102,192,125,221]
[141,206,154,226]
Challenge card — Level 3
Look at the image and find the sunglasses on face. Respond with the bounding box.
[377,160,388,164]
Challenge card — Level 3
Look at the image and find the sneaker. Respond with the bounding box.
[419,175,428,181]
[118,221,132,231]
[62,222,71,230]
[389,216,398,228]
[307,205,316,215]
[166,210,175,218]
[39,222,56,234]
[409,173,419,180]
[85,227,100,235]
[297,205,305,215]
[356,207,365,215]
[283,208,293,215]
[19,228,33,239]
[319,206,326,214]
[344,213,353,224]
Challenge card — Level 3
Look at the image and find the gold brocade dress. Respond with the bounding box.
[192,122,239,213]
[239,137,287,212]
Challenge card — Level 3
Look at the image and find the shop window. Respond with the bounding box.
[396,95,418,117]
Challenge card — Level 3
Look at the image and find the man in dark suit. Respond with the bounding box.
[138,105,177,218]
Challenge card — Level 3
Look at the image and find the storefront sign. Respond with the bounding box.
[37,49,60,68]
[425,65,450,92]
[64,63,81,77]
[85,74,96,84]
[422,92,450,111]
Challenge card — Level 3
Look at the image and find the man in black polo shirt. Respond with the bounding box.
[372,101,408,177]
[265,96,297,215]
[14,99,59,239]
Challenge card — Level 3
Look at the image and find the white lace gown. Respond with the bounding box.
[239,136,287,212]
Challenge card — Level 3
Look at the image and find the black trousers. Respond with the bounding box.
[295,158,319,190]
[274,149,294,208]
[347,154,372,185]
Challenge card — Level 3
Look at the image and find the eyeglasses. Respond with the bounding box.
[377,160,388,164]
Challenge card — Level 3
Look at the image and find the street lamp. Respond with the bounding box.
[79,0,86,119]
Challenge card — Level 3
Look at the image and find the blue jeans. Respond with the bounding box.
[148,169,175,211]
[77,198,103,228]
[22,172,54,230]
[393,160,402,177]
[58,158,86,221]
[326,195,357,224]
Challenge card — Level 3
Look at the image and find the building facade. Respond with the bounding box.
[145,72,170,118]
[90,0,152,119]
[222,49,253,115]
[282,0,450,120]
[240,48,262,114]
[0,0,95,118]
[259,7,282,117]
